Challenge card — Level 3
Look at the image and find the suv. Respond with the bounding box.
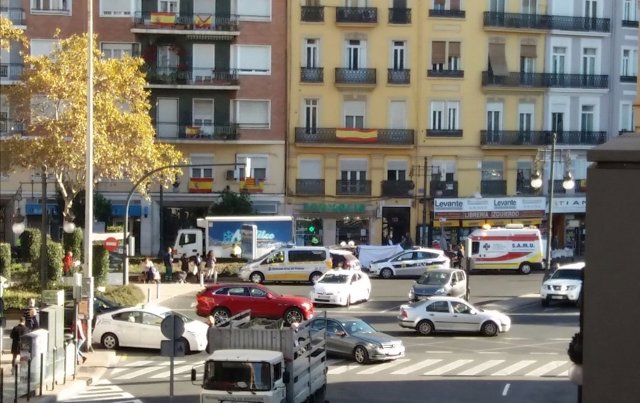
[369,247,450,279]
[408,268,469,302]
[540,262,584,307]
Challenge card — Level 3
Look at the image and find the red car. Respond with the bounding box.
[195,283,314,325]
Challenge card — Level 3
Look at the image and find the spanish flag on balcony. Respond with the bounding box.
[150,12,176,26]
[194,14,213,29]
[336,128,378,143]
[240,177,264,193]
[188,177,213,193]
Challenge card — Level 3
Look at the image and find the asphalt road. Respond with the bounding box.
[57,272,581,403]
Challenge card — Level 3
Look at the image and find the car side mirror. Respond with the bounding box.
[267,293,274,300]
[336,330,347,337]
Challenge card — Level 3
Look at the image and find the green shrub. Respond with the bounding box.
[3,287,40,310]
[62,227,83,262]
[46,240,64,287]
[93,244,109,287]
[19,228,42,263]
[102,284,145,306]
[0,242,11,279]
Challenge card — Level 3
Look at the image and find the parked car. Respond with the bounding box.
[64,292,124,329]
[408,268,468,302]
[369,247,450,279]
[92,305,208,353]
[329,249,362,271]
[540,262,585,307]
[309,270,371,307]
[310,315,405,364]
[398,296,511,337]
[194,283,314,325]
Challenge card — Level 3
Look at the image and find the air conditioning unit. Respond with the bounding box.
[225,170,236,180]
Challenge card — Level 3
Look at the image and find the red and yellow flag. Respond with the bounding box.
[240,177,264,193]
[188,177,213,193]
[194,14,213,29]
[151,12,176,26]
[336,128,378,143]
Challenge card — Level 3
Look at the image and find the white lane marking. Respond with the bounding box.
[530,352,560,355]
[423,359,474,376]
[113,363,170,380]
[477,351,502,354]
[356,359,411,375]
[425,351,452,354]
[110,360,155,375]
[458,360,505,376]
[524,361,568,377]
[491,360,537,376]
[391,359,442,375]
[502,383,510,396]
[150,364,201,379]
[328,363,361,375]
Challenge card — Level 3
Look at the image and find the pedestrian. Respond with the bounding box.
[177,253,189,284]
[23,298,39,331]
[71,317,87,365]
[63,251,74,276]
[10,317,27,374]
[163,246,174,282]
[140,258,150,283]
[205,250,217,284]
[205,315,216,354]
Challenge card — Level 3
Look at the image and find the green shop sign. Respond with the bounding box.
[303,203,366,214]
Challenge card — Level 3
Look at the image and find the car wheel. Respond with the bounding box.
[481,321,499,337]
[177,337,190,354]
[309,271,322,284]
[249,272,264,284]
[519,263,532,275]
[212,307,231,325]
[101,333,119,350]
[541,297,550,307]
[284,308,304,325]
[353,345,370,364]
[416,320,434,336]
[380,268,393,279]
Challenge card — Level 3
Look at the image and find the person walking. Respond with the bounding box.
[10,317,27,374]
[177,253,189,284]
[23,298,39,331]
[205,251,217,284]
[71,317,87,365]
[163,247,174,282]
[205,315,216,354]
[63,251,74,276]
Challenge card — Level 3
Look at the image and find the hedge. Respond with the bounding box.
[19,228,41,263]
[93,244,109,287]
[0,242,11,279]
[102,284,145,306]
[46,239,64,287]
[62,227,83,263]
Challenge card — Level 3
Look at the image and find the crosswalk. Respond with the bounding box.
[58,379,143,402]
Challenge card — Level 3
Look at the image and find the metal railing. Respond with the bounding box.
[427,69,464,78]
[0,7,25,25]
[429,9,466,18]
[300,67,324,83]
[480,130,607,146]
[296,179,325,195]
[301,6,324,22]
[335,68,376,84]
[336,180,372,196]
[155,122,238,140]
[388,8,411,24]
[483,11,610,32]
[480,180,507,196]
[336,7,377,23]
[132,12,239,31]
[482,72,609,89]
[387,69,410,84]
[620,75,637,83]
[622,19,639,28]
[426,129,463,138]
[0,120,26,137]
[381,180,414,197]
[145,67,238,86]
[0,63,24,81]
[295,127,414,145]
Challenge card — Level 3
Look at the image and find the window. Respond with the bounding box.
[552,111,564,134]
[299,159,322,179]
[522,0,537,14]
[236,0,271,20]
[623,0,637,21]
[237,155,267,180]
[159,0,178,13]
[580,105,595,132]
[518,103,534,132]
[30,39,57,57]
[431,41,445,71]
[481,160,503,181]
[582,48,596,75]
[100,0,131,16]
[387,160,407,181]
[620,103,634,132]
[584,0,597,18]
[430,101,459,130]
[448,42,461,71]
[343,100,365,128]
[233,100,270,129]
[346,40,365,69]
[389,100,407,129]
[427,301,450,313]
[101,43,138,59]
[486,102,502,132]
[340,159,368,181]
[431,159,456,181]
[621,48,638,76]
[391,41,406,70]
[304,39,319,68]
[233,45,271,74]
[552,47,566,74]
[190,155,214,179]
[31,0,69,12]
[193,99,214,136]
[304,99,318,133]
[289,249,327,263]
[516,160,533,193]
[157,45,179,74]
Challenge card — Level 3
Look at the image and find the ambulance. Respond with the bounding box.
[465,224,543,274]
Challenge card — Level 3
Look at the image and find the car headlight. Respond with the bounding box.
[566,285,578,290]
[409,289,415,299]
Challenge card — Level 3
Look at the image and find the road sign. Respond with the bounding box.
[161,314,185,340]
[161,339,186,357]
[104,237,119,252]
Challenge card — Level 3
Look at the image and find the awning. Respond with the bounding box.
[432,41,446,64]
[521,44,537,58]
[449,42,461,58]
[488,43,508,76]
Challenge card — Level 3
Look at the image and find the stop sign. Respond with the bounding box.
[104,237,119,252]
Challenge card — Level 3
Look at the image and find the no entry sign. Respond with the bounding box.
[104,237,119,252]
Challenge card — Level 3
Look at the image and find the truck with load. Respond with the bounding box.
[173,215,294,260]
[191,310,328,403]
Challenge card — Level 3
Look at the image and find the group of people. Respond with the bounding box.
[141,248,219,286]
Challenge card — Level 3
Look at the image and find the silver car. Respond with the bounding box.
[310,315,405,364]
[409,268,468,302]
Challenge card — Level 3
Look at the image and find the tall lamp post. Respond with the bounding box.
[530,132,575,272]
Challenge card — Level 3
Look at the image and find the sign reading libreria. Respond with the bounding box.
[302,203,366,214]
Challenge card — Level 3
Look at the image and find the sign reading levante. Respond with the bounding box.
[433,197,546,219]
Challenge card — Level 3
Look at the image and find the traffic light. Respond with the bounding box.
[308,224,316,233]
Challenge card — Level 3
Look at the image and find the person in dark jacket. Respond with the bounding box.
[23,298,39,330]
[205,316,216,354]
[10,317,28,374]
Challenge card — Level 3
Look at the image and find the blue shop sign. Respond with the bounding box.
[25,203,59,216]
[111,204,142,217]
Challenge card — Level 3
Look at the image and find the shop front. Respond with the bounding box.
[550,196,586,257]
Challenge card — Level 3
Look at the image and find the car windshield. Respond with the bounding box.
[550,269,583,281]
[340,319,377,334]
[159,311,192,323]
[416,271,450,286]
[251,251,272,263]
[318,273,350,284]
[203,361,271,392]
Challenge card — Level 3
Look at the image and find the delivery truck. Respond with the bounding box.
[173,215,294,259]
[191,311,328,403]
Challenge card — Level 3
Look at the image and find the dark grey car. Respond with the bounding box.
[310,315,405,364]
[409,268,468,302]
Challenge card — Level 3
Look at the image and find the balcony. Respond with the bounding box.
[381,180,414,198]
[336,180,372,196]
[387,69,410,84]
[31,4,69,15]
[301,6,324,22]
[428,69,464,78]
[516,180,537,195]
[430,180,459,197]
[0,63,23,82]
[482,72,609,89]
[388,8,411,24]
[480,131,607,147]
[426,129,463,138]
[620,75,637,83]
[296,179,325,196]
[295,127,414,145]
[622,20,639,28]
[0,120,25,137]
[336,7,377,24]
[335,68,376,86]
[483,12,610,33]
[301,67,324,83]
[1,7,25,25]
[132,12,239,35]
[146,67,239,87]
[480,180,507,196]
[429,9,466,18]
[156,122,238,141]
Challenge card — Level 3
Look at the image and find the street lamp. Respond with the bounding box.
[531,132,575,272]
[12,209,25,236]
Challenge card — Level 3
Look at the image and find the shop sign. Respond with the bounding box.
[434,197,546,213]
[552,197,586,213]
[437,210,544,220]
[302,203,366,214]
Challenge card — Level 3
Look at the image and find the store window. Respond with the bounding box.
[336,218,369,245]
[296,218,323,246]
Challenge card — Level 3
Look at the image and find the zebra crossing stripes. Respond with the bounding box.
[110,360,155,376]
[150,360,204,379]
[327,362,362,375]
[490,360,537,376]
[422,359,474,376]
[356,359,411,375]
[524,361,567,377]
[58,379,142,402]
[391,359,442,375]
[458,360,505,376]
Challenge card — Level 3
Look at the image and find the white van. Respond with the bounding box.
[238,246,333,284]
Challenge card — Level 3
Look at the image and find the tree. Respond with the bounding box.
[0,16,28,51]
[208,188,255,215]
[0,29,184,222]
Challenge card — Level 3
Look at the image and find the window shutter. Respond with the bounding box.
[448,42,461,58]
[520,44,537,58]
[488,43,508,76]
[450,0,461,10]
[432,41,446,64]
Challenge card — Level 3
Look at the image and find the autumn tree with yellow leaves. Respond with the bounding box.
[0,21,184,221]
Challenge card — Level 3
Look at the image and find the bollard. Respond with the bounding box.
[156,281,160,299]
[63,342,67,385]
[26,358,31,401]
[39,353,43,396]
[13,364,17,403]
[52,347,57,387]
[147,287,150,303]
[73,340,77,380]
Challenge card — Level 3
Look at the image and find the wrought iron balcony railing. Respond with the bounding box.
[301,6,324,22]
[0,120,26,137]
[146,67,238,86]
[620,75,637,83]
[388,8,411,24]
[429,9,466,18]
[430,180,459,197]
[381,180,414,197]
[483,11,610,33]
[428,69,464,78]
[0,63,23,81]
[133,12,239,32]
[482,72,609,89]
[295,127,414,145]
[336,180,372,196]
[296,179,325,196]
[301,67,324,83]
[1,7,25,25]
[516,182,537,195]
[336,7,377,23]
[335,68,376,85]
[482,71,546,87]
[387,69,410,84]
[426,129,463,138]
[156,121,238,140]
[480,130,607,146]
[622,20,639,28]
[31,5,69,14]
[480,180,507,196]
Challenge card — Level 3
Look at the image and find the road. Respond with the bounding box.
[57,272,580,403]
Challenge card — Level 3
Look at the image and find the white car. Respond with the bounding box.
[397,296,511,337]
[309,269,371,306]
[540,262,584,307]
[369,247,450,279]
[92,305,208,353]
